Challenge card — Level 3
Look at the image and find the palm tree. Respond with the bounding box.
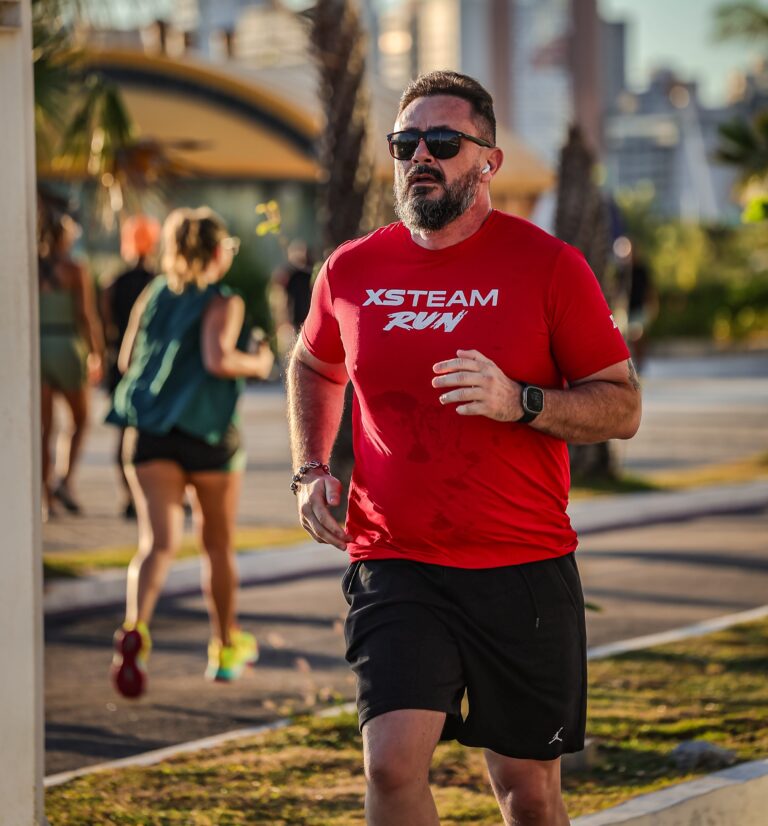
[713,1,768,43]
[713,3,768,212]
[33,0,185,227]
[309,0,373,253]
[309,0,373,514]
[717,111,768,188]
[555,125,619,480]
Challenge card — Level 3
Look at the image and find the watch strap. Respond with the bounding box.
[518,407,538,424]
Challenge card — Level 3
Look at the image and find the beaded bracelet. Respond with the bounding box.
[290,461,331,494]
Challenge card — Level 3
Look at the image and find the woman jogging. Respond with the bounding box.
[107,207,274,699]
[38,210,105,519]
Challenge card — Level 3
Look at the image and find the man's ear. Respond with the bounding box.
[485,147,504,176]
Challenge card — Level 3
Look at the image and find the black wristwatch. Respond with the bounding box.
[518,384,544,424]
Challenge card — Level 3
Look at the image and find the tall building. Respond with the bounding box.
[509,0,573,163]
[604,69,740,222]
[600,17,626,115]
[362,0,605,164]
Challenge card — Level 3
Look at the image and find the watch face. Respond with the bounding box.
[525,386,545,413]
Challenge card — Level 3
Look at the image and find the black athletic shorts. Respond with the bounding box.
[128,424,245,473]
[342,553,587,761]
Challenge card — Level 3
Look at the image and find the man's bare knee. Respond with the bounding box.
[363,710,443,794]
[510,783,558,825]
[365,755,423,795]
[487,754,564,826]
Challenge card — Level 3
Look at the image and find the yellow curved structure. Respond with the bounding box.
[46,47,553,215]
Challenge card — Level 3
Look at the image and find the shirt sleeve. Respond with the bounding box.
[548,245,630,382]
[300,259,346,364]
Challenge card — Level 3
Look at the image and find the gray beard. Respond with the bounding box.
[394,166,482,233]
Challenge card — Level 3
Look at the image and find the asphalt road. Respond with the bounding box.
[618,351,768,474]
[45,507,768,776]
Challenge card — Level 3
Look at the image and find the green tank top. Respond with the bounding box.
[106,277,245,444]
[39,288,79,334]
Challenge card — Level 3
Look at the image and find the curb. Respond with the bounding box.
[572,759,768,825]
[587,604,768,660]
[567,479,768,536]
[43,542,347,616]
[43,480,768,617]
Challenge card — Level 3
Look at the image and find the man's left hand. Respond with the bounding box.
[432,349,522,421]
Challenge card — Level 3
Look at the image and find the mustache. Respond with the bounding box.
[406,165,445,185]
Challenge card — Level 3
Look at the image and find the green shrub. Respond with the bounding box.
[652,273,768,340]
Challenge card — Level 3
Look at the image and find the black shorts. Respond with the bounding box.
[128,425,245,473]
[342,554,587,761]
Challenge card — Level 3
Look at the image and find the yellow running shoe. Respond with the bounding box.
[205,628,258,682]
[111,621,152,699]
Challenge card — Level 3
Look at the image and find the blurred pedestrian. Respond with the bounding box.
[101,215,160,519]
[107,207,274,699]
[38,210,105,519]
[275,239,313,331]
[625,241,658,374]
[270,240,314,355]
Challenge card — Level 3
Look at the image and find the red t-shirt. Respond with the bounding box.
[301,211,629,568]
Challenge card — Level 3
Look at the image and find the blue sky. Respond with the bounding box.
[600,0,765,106]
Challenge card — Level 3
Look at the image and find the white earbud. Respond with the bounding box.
[482,163,491,174]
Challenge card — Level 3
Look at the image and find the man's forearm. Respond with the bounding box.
[531,380,641,444]
[287,356,348,467]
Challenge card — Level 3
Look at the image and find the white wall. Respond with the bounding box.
[0,0,46,823]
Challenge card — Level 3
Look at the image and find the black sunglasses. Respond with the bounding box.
[386,128,495,161]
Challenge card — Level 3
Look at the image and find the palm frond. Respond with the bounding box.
[34,0,200,227]
[713,1,768,43]
[716,113,768,184]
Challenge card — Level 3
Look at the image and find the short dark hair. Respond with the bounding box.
[398,71,496,144]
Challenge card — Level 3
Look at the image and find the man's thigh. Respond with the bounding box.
[484,749,562,795]
[363,709,446,778]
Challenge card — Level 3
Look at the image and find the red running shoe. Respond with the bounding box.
[111,622,151,699]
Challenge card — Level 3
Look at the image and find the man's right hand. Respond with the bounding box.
[297,470,351,551]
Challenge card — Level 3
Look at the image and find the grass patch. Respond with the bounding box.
[570,450,768,500]
[644,451,768,490]
[43,526,308,579]
[46,618,768,824]
[570,473,662,499]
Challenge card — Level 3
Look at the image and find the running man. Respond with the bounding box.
[287,71,641,826]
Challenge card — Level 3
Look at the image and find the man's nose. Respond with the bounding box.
[411,137,434,164]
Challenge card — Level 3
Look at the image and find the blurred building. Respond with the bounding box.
[360,0,752,224]
[361,0,608,164]
[603,68,743,223]
[45,0,554,262]
[726,58,768,118]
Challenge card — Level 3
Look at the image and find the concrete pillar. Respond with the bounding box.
[0,0,46,823]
